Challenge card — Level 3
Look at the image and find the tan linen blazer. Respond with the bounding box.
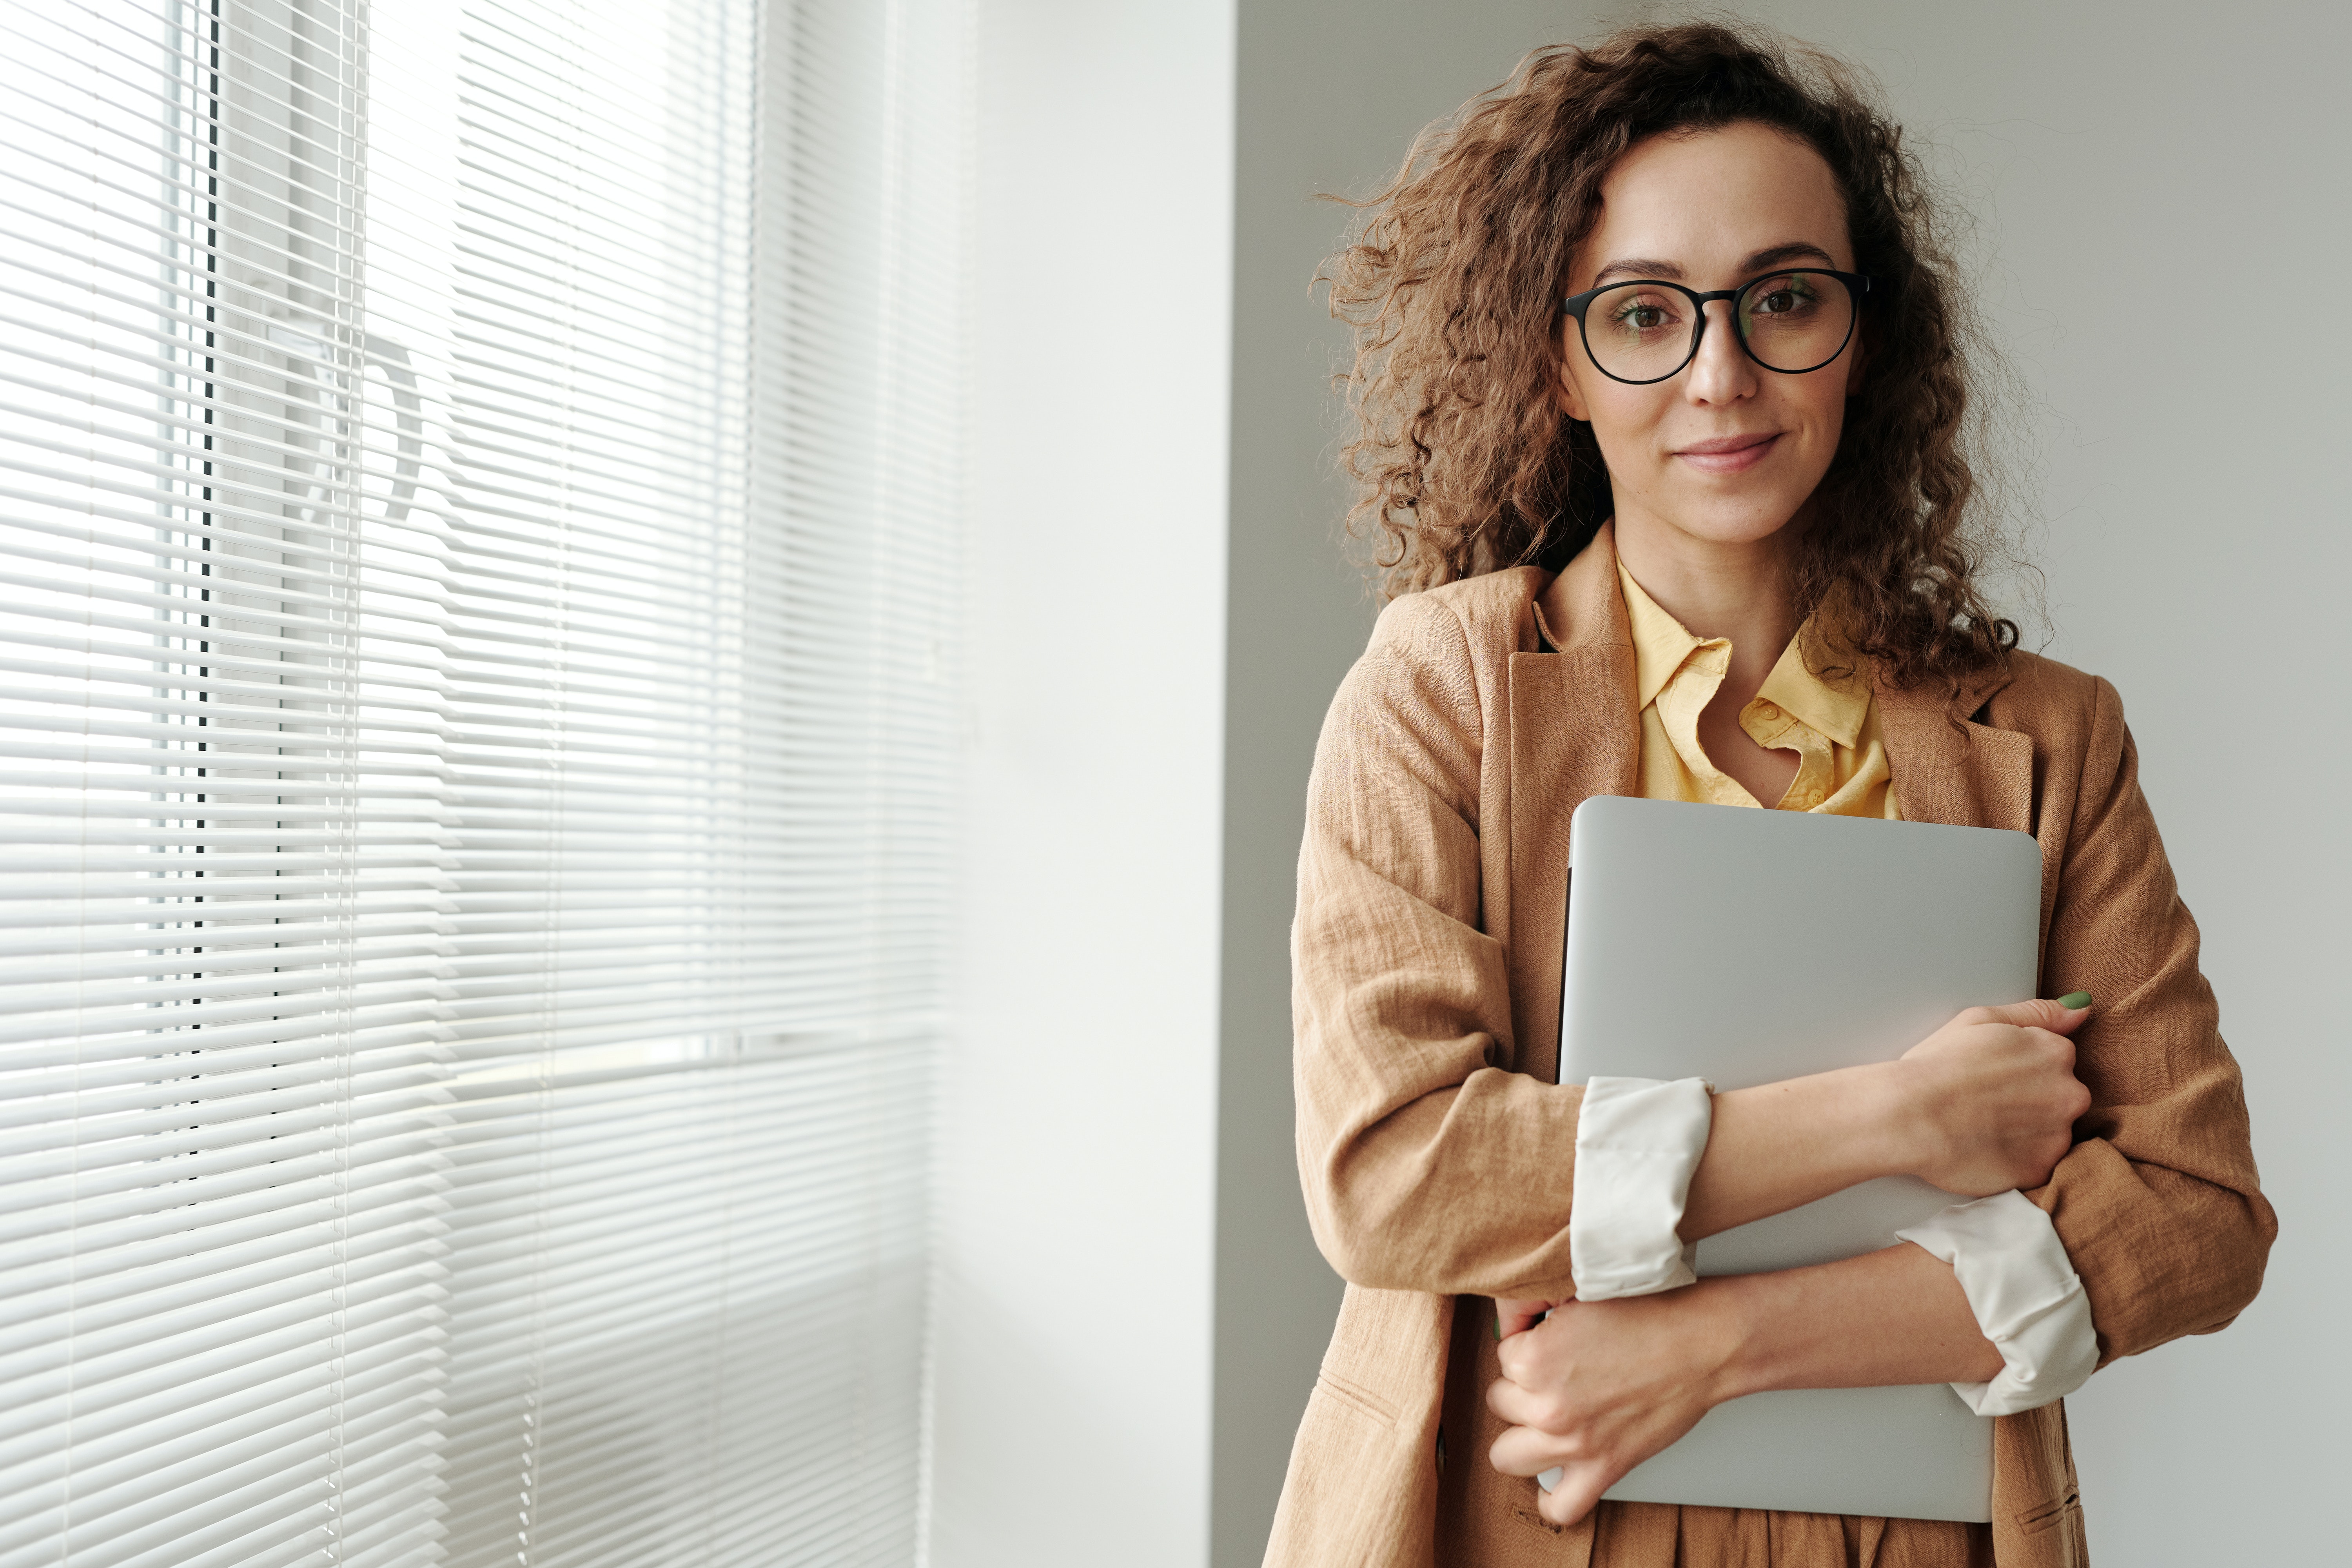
[1268,531,2276,1568]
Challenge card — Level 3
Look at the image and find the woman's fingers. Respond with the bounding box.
[1538,1460,1617,1527]
[1493,1415,1664,1528]
[1483,1372,1552,1429]
[1487,1415,1577,1476]
[1493,1296,1555,1339]
[1959,996,2091,1033]
[1488,1425,1617,1528]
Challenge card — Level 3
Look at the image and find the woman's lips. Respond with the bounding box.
[1674,432,1780,474]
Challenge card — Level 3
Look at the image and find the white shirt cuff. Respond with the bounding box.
[1896,1189,2100,1417]
[1568,1075,1712,1300]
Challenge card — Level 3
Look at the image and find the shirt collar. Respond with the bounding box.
[1614,557,1872,748]
[1616,557,1711,711]
[1757,626,1872,748]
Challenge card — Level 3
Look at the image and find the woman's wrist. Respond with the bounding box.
[1690,1245,2007,1401]
[1849,1058,1937,1183]
[1697,1266,1857,1404]
[1690,1272,1776,1405]
[1681,1061,1924,1241]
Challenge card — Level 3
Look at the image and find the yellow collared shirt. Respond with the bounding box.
[1617,558,1901,819]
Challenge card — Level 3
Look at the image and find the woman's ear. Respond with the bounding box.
[1555,326,1591,423]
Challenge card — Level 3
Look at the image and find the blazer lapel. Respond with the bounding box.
[1505,530,1638,1083]
[1882,663,2032,832]
[1877,700,2032,833]
[1877,668,2052,947]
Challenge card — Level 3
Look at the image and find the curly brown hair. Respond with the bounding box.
[1324,19,2021,692]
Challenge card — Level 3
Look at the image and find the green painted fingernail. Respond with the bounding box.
[2057,991,2091,1010]
[1493,1311,1502,1341]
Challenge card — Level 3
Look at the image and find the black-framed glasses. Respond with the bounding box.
[1560,269,1875,385]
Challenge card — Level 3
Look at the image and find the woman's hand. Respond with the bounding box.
[1486,1247,2008,1528]
[1486,1287,1739,1527]
[1893,997,2093,1197]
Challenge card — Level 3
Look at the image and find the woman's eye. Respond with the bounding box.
[1750,279,1820,317]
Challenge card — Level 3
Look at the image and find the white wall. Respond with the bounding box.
[1216,1,2348,1562]
[929,2,1236,1565]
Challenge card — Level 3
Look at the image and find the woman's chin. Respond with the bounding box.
[1624,498,1806,551]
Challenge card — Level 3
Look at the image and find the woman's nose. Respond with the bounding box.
[1684,299,1757,405]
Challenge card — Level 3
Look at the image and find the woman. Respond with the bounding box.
[1272,23,2272,1568]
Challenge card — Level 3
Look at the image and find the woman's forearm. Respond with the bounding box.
[1679,1062,1914,1241]
[1677,998,2093,1243]
[1703,1241,2005,1396]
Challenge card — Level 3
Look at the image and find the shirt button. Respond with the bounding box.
[1753,701,1779,719]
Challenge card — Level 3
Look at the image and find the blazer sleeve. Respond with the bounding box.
[1292,593,1586,1300]
[2028,676,2278,1365]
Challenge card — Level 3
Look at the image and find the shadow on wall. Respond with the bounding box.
[428,1045,934,1566]
[440,1261,927,1567]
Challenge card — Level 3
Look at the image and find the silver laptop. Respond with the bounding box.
[1551,795,2043,1523]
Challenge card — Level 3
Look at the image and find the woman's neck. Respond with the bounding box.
[1612,512,1801,675]
[1613,511,1806,806]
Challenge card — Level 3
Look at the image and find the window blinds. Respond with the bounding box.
[0,1,964,1564]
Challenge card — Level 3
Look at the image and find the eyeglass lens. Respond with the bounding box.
[1583,271,1856,381]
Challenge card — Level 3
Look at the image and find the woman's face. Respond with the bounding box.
[1557,121,1862,552]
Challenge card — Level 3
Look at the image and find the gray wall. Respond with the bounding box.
[1213,2,2349,1563]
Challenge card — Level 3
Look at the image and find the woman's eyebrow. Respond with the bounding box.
[1586,242,1840,289]
[1590,257,1684,285]
[1741,241,1840,272]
